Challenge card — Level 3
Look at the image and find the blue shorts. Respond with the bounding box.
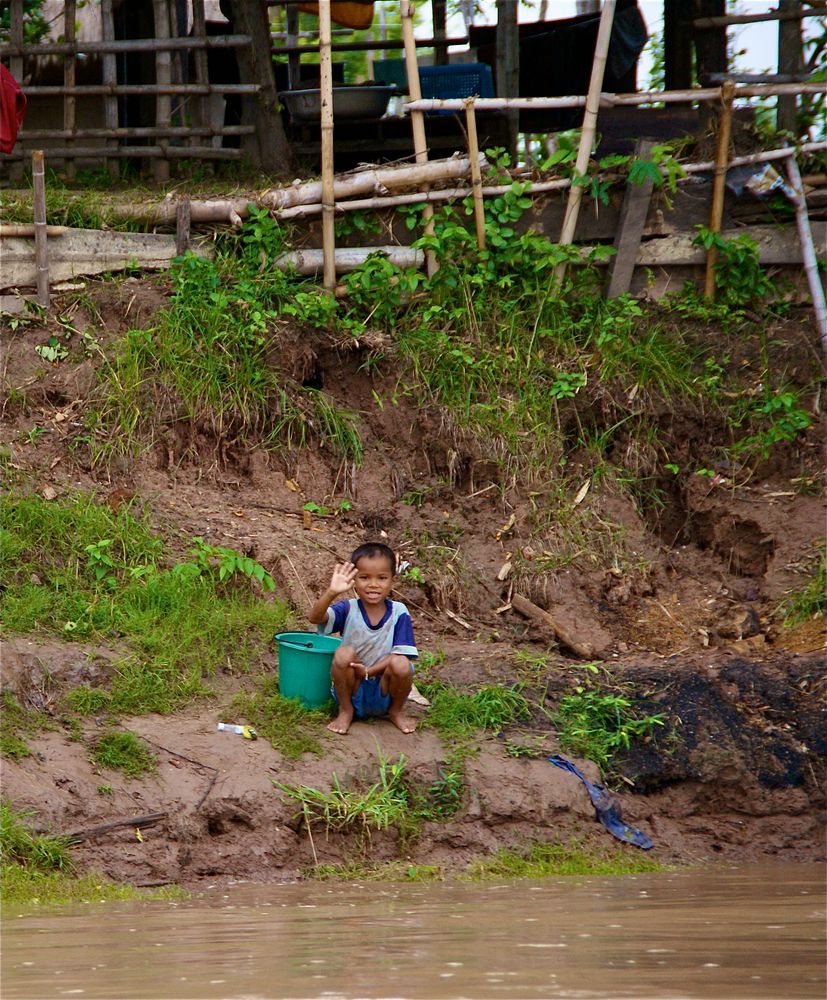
[332,670,411,719]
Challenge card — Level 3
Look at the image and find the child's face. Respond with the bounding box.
[352,554,394,608]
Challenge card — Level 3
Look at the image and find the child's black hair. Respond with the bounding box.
[350,542,396,574]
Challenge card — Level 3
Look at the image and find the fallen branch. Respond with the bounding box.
[510,593,598,660]
[64,811,167,844]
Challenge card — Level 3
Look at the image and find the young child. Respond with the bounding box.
[308,542,417,735]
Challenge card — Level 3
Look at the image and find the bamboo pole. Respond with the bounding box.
[191,0,210,151]
[100,0,119,180]
[404,81,827,113]
[693,8,820,27]
[2,145,243,160]
[22,83,261,96]
[31,152,50,308]
[784,151,827,357]
[0,35,253,56]
[401,0,437,277]
[555,0,616,283]
[18,126,254,140]
[464,98,486,251]
[153,0,172,181]
[704,80,736,300]
[319,0,336,292]
[63,0,77,179]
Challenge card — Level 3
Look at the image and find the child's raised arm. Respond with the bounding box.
[307,562,358,625]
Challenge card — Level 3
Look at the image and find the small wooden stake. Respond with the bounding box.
[464,98,486,251]
[32,151,50,308]
[605,138,656,297]
[555,0,617,284]
[175,196,191,257]
[704,80,736,299]
[319,0,336,292]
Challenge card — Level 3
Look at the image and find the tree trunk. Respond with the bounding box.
[230,0,294,173]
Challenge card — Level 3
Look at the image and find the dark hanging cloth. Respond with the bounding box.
[0,64,27,154]
[548,754,654,850]
[469,1,648,132]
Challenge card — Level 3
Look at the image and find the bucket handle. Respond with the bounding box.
[275,636,317,650]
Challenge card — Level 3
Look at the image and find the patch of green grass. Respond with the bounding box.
[1,492,292,715]
[276,754,413,839]
[230,676,328,759]
[462,840,665,880]
[774,542,827,626]
[91,730,156,778]
[63,687,112,716]
[418,682,530,739]
[310,861,444,882]
[0,693,53,759]
[553,666,665,774]
[89,239,364,465]
[0,801,72,872]
[0,866,188,905]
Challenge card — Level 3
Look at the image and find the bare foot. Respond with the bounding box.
[327,709,353,735]
[388,709,416,734]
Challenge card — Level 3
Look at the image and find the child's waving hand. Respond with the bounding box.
[329,561,358,597]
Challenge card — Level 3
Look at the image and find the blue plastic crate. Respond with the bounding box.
[418,63,494,102]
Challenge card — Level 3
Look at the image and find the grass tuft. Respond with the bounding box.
[90,730,156,778]
[230,676,329,758]
[418,682,530,739]
[1,492,291,716]
[463,840,665,880]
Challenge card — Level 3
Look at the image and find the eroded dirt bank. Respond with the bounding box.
[1,274,825,884]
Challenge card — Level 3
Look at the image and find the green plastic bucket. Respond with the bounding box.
[274,631,341,709]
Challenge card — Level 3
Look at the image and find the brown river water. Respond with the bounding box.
[2,864,824,1000]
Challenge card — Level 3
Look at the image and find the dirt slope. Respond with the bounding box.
[1,275,825,883]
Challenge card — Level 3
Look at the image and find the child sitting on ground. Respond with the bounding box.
[308,542,417,735]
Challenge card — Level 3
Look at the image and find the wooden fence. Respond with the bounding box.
[0,0,259,179]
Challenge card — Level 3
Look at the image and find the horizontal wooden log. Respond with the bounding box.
[0,224,68,237]
[3,145,242,161]
[0,34,252,56]
[269,34,468,54]
[22,83,260,96]
[632,222,827,267]
[275,178,570,219]
[275,246,423,275]
[19,126,254,140]
[1,228,211,289]
[693,9,823,27]
[260,153,486,210]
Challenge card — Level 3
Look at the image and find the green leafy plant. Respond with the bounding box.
[418,682,530,739]
[553,669,664,774]
[692,228,774,307]
[34,336,69,363]
[730,389,813,459]
[275,753,413,841]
